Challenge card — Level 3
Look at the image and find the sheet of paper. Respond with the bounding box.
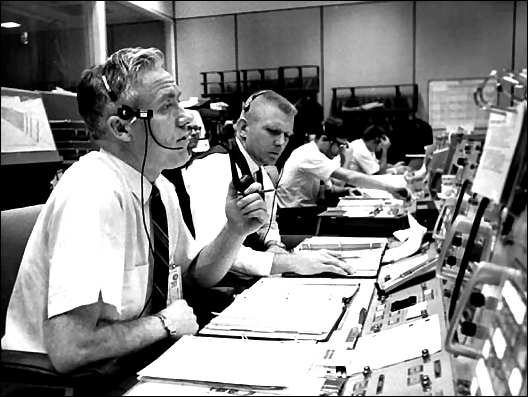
[297,236,388,251]
[472,101,526,204]
[346,314,442,374]
[138,336,318,388]
[382,214,427,263]
[202,279,359,340]
[126,377,327,396]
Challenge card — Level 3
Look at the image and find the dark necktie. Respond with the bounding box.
[254,168,264,200]
[150,184,169,312]
[166,168,195,238]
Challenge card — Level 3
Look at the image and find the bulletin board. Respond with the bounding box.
[1,87,61,165]
[428,77,496,132]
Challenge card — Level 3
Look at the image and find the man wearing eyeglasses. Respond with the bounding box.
[277,117,410,208]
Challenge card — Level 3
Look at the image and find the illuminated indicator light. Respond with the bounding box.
[1,22,21,28]
[475,358,495,396]
[502,280,526,325]
[482,339,491,358]
[492,328,507,359]
[508,368,522,395]
[470,377,479,396]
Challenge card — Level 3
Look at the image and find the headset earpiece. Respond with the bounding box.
[118,105,135,121]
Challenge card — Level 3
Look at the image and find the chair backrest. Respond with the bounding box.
[1,204,44,337]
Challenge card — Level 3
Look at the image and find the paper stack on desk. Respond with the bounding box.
[137,335,318,389]
[201,278,359,340]
[296,237,388,277]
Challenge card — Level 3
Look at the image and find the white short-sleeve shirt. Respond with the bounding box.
[1,149,198,354]
[276,141,341,207]
[183,138,279,277]
[347,138,380,175]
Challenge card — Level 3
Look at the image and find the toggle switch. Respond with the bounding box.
[363,366,372,378]
[460,321,489,339]
[446,256,457,267]
[422,349,430,362]
[421,374,432,391]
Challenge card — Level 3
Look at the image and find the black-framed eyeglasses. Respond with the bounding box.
[332,140,348,149]
[186,125,202,133]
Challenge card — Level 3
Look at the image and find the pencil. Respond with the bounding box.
[237,188,275,195]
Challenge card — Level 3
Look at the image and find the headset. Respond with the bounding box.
[101,75,189,151]
[102,74,190,317]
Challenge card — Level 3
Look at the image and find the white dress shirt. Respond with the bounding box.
[184,138,280,277]
[2,149,197,353]
[347,138,380,174]
[277,141,341,207]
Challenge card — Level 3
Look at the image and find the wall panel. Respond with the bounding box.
[515,0,527,69]
[415,1,515,120]
[237,7,321,70]
[322,1,414,118]
[175,16,236,100]
[175,1,361,19]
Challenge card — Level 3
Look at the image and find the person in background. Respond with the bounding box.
[1,47,268,373]
[184,90,356,293]
[277,117,411,208]
[345,125,407,175]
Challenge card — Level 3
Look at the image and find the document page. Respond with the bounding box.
[346,314,442,374]
[201,278,359,340]
[473,101,526,203]
[138,336,317,389]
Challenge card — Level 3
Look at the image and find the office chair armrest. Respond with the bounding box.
[1,349,123,388]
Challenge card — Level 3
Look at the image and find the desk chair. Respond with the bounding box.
[0,205,128,396]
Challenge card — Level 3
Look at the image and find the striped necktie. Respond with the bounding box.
[150,184,169,312]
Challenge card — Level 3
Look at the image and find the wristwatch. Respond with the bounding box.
[153,312,178,337]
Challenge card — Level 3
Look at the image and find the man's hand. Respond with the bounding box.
[225,180,268,237]
[159,299,199,339]
[391,186,412,201]
[380,135,391,150]
[292,249,356,276]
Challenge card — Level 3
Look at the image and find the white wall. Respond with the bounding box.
[175,1,362,19]
[176,16,236,100]
[127,1,173,19]
[174,1,527,120]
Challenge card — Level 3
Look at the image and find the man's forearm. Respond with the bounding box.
[45,309,167,373]
[378,150,389,173]
[270,253,299,274]
[345,170,397,193]
[191,224,246,287]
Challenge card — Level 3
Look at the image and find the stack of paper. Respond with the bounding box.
[295,237,388,277]
[201,278,359,340]
[137,336,318,389]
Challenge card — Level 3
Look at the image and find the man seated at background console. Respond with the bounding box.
[184,90,356,291]
[1,47,268,374]
[345,125,407,175]
[277,118,411,208]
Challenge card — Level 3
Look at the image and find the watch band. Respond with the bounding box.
[153,312,175,337]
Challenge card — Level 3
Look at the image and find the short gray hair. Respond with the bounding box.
[241,90,297,123]
[76,47,165,140]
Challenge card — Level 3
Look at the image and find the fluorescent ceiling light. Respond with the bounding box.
[1,22,21,28]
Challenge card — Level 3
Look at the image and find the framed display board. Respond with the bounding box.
[428,77,496,133]
[1,87,61,165]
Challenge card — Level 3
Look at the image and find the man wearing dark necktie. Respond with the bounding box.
[184,90,356,292]
[2,47,269,374]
